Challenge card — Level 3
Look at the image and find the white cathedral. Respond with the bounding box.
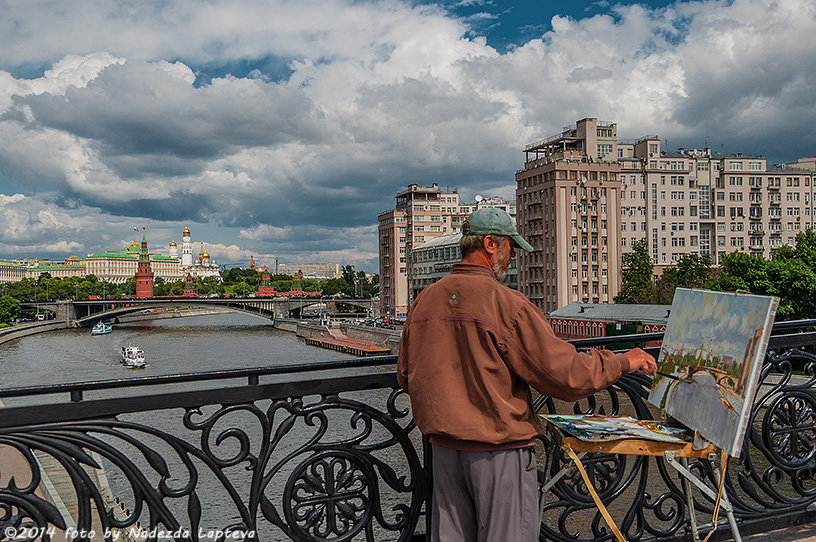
[169,225,222,281]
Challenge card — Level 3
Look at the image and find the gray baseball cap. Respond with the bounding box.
[462,208,534,252]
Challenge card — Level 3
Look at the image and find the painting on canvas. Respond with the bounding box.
[648,288,778,456]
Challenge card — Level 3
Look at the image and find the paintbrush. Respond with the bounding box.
[657,371,687,382]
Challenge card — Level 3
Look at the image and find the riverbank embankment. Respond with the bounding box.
[0,308,232,346]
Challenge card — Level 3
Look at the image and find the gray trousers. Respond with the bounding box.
[430,443,539,542]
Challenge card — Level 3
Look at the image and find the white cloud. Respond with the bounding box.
[0,0,815,270]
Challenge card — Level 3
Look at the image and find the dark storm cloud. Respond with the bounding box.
[8,61,327,178]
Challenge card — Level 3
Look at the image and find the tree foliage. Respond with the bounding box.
[614,239,656,304]
[618,230,816,320]
[0,295,20,324]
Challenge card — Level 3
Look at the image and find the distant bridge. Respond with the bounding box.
[20,297,377,326]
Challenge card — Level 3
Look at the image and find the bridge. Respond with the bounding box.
[21,296,377,326]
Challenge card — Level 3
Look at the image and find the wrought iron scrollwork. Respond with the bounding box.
[0,388,423,542]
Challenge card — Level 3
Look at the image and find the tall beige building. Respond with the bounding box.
[515,118,623,313]
[378,184,461,318]
[378,183,515,317]
[516,117,816,313]
[616,142,815,267]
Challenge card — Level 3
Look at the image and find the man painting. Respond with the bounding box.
[397,208,656,541]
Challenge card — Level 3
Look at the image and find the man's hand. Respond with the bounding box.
[624,348,657,375]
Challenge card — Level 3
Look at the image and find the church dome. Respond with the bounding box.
[169,240,177,247]
[183,225,190,236]
[202,251,210,259]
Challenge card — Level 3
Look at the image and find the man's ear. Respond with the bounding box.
[482,235,498,256]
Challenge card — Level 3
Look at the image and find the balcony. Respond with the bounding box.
[1,321,816,541]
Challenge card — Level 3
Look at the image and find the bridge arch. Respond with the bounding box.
[75,302,277,327]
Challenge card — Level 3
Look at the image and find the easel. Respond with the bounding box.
[539,422,742,542]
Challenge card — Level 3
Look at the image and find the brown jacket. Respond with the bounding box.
[397,263,630,446]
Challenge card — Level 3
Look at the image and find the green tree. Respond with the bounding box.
[655,253,713,303]
[153,276,170,296]
[709,252,768,293]
[233,282,253,297]
[707,230,816,320]
[272,280,293,291]
[320,278,348,296]
[220,267,260,285]
[0,295,20,324]
[615,239,656,304]
[121,277,136,296]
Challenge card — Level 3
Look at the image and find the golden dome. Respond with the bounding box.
[183,225,190,236]
[169,240,177,247]
[130,240,139,247]
[202,251,210,259]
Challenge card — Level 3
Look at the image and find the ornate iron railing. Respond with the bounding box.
[0,320,815,541]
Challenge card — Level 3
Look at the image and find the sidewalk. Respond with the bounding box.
[740,522,816,542]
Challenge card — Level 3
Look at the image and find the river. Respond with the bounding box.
[0,313,354,389]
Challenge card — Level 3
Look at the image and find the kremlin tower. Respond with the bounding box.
[134,231,155,298]
[176,224,220,280]
[181,225,193,268]
[169,240,178,259]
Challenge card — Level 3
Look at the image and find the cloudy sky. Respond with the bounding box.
[1,0,814,272]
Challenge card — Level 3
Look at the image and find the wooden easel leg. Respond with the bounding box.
[538,450,586,520]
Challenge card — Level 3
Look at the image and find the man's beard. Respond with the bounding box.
[493,260,508,282]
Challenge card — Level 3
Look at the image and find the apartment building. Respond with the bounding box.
[617,144,815,267]
[516,117,816,313]
[515,118,624,313]
[378,183,515,317]
[277,263,341,279]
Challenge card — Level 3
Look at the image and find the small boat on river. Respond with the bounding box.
[121,345,146,368]
[91,321,113,335]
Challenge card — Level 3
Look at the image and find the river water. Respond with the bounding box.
[0,313,354,389]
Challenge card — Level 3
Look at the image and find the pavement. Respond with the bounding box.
[740,523,816,542]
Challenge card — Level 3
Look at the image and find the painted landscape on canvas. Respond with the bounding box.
[648,288,778,456]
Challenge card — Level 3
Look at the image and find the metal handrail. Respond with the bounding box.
[0,355,398,398]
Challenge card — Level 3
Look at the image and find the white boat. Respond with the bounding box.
[121,345,146,368]
[91,321,113,335]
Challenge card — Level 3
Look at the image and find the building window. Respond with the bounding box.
[597,144,613,157]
